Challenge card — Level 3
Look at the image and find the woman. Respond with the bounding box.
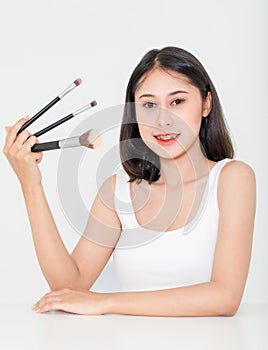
[3,47,256,317]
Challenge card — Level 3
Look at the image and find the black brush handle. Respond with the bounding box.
[17,96,60,136]
[33,113,74,138]
[31,140,60,152]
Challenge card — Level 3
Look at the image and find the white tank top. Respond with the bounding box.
[113,158,234,291]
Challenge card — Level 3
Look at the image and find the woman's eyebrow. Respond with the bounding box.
[169,90,188,96]
[138,90,189,99]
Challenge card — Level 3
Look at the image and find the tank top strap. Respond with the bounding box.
[180,158,235,234]
[209,158,235,210]
[114,167,139,230]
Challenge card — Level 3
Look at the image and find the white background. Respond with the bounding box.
[0,0,267,305]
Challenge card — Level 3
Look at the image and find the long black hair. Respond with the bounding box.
[119,46,234,184]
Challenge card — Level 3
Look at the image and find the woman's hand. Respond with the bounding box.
[3,116,43,189]
[32,288,110,315]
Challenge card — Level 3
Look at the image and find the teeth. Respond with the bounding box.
[155,134,178,140]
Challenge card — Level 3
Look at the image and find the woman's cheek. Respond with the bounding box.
[137,123,152,140]
[178,110,203,136]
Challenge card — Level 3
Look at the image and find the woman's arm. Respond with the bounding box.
[22,184,81,290]
[22,175,121,291]
[4,118,82,290]
[4,118,121,291]
[106,282,234,317]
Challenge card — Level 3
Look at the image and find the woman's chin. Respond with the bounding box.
[148,144,186,160]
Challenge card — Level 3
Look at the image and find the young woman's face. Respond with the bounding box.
[134,68,211,159]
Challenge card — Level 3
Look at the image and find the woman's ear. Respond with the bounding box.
[202,91,212,117]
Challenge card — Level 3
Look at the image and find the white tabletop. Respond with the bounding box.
[0,302,267,350]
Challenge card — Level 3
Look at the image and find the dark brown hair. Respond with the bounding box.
[119,46,234,184]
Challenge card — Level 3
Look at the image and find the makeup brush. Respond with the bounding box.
[17,78,83,135]
[31,129,102,152]
[33,100,97,138]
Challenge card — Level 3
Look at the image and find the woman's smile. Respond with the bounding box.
[153,133,181,145]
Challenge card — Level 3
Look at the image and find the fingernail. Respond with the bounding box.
[23,115,29,120]
[32,304,37,310]
[4,126,10,132]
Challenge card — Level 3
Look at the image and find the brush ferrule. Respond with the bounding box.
[59,136,81,149]
[58,82,78,99]
[73,103,93,116]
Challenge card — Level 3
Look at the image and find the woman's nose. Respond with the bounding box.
[156,107,173,127]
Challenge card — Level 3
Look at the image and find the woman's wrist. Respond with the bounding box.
[100,292,117,315]
[21,181,43,196]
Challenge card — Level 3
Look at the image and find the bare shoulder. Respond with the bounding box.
[217,159,256,209]
[97,173,118,209]
[219,159,256,183]
[99,173,117,189]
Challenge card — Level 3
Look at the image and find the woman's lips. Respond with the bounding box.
[153,133,181,145]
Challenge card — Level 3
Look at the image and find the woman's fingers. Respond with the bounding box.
[33,289,69,312]
[33,297,64,313]
[36,151,43,164]
[32,289,105,315]
[4,116,29,151]
[33,289,66,304]
[6,132,38,159]
[11,130,33,151]
[21,135,38,150]
[3,116,43,188]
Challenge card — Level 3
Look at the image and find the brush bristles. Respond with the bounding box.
[90,100,97,108]
[74,78,82,86]
[79,129,102,149]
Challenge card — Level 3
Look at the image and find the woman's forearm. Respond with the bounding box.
[22,183,81,290]
[106,281,237,317]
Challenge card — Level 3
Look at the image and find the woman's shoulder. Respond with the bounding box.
[219,159,256,179]
[217,159,256,209]
[98,173,118,195]
[92,174,119,213]
[97,170,129,203]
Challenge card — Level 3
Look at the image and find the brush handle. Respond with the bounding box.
[33,113,74,138]
[31,140,60,152]
[32,101,96,138]
[17,97,60,136]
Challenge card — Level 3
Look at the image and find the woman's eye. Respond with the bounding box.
[144,102,157,108]
[172,99,183,105]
